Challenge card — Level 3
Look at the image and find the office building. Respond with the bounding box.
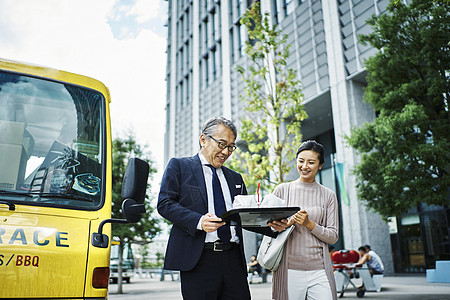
[164,0,449,274]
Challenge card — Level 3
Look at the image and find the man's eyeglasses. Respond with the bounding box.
[207,135,237,152]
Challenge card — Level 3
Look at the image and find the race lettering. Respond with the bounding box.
[56,232,69,247]
[0,254,3,265]
[9,229,27,245]
[33,230,50,246]
[0,228,69,247]
[0,228,5,243]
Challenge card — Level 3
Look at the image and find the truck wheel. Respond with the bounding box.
[111,278,118,284]
[125,277,131,283]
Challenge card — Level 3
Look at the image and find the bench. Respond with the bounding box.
[137,268,180,281]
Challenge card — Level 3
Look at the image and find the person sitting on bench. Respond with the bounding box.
[247,255,262,283]
[357,245,384,275]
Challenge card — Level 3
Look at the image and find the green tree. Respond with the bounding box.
[346,0,450,219]
[230,2,307,193]
[111,134,161,292]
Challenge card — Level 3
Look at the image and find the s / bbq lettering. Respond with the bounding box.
[16,255,39,267]
[0,254,40,267]
[0,228,69,247]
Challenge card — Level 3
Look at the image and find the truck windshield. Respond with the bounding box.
[0,71,105,209]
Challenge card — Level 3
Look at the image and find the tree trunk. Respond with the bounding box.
[118,238,124,294]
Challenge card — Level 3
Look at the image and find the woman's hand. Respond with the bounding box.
[267,218,293,232]
[292,209,316,231]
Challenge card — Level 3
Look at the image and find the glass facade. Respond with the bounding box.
[390,205,450,273]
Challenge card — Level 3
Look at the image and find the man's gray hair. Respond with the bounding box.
[201,117,237,139]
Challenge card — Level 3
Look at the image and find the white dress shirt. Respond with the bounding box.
[197,152,238,243]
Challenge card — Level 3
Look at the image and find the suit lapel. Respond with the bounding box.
[189,154,208,206]
[189,154,244,206]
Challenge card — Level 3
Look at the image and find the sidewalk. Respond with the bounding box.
[108,274,450,300]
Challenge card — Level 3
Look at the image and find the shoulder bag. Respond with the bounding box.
[257,182,294,272]
[257,224,294,272]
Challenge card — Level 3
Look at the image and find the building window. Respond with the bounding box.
[272,0,279,25]
[229,0,234,24]
[218,42,222,73]
[214,4,221,42]
[201,0,207,16]
[238,23,245,57]
[199,22,204,54]
[179,17,184,41]
[176,52,180,78]
[180,81,184,108]
[185,8,190,37]
[237,0,242,18]
[188,72,192,104]
[204,18,209,51]
[212,47,217,80]
[205,55,210,87]
[185,76,189,105]
[185,41,189,73]
[176,82,183,110]
[179,48,184,75]
[283,0,295,16]
[230,29,235,64]
[211,9,216,42]
[199,60,203,90]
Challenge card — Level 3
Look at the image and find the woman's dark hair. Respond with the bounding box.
[296,140,325,165]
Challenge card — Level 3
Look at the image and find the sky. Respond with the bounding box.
[0,0,168,196]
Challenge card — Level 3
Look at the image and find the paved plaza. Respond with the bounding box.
[108,273,450,300]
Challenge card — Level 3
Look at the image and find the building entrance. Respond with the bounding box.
[390,205,449,273]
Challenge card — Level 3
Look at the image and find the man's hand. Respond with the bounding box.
[201,213,225,233]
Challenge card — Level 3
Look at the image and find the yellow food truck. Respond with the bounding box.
[0,58,148,299]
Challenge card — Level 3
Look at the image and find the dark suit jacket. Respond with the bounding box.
[157,154,248,274]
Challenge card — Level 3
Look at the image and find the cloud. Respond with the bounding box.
[129,0,162,23]
[108,0,164,39]
[0,0,167,194]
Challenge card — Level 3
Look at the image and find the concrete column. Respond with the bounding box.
[192,0,200,152]
[168,1,178,160]
[221,1,232,119]
[322,0,393,274]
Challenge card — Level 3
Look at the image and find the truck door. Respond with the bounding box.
[0,210,91,298]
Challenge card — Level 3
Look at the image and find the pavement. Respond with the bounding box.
[108,273,450,300]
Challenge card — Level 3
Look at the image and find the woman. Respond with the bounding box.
[268,140,339,300]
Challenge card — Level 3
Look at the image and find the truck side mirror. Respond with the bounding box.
[92,157,150,248]
[121,158,149,222]
[121,157,149,204]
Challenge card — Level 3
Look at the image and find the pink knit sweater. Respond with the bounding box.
[271,180,339,300]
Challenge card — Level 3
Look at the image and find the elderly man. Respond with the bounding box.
[157,117,251,300]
